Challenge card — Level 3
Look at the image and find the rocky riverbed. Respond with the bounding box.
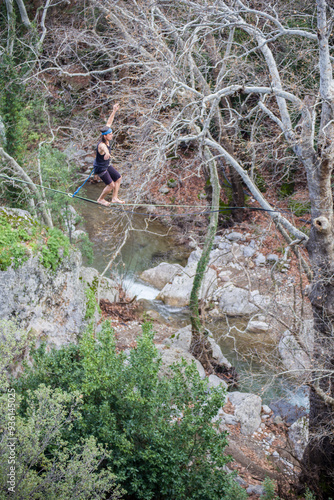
[0,207,311,496]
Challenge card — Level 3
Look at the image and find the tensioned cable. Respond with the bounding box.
[0,174,310,222]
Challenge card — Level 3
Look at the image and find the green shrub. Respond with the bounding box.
[0,213,70,271]
[14,322,247,500]
[262,477,280,500]
[39,227,70,270]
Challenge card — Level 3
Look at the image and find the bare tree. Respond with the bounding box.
[81,0,333,494]
[1,0,334,493]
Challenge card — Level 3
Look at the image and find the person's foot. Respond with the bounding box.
[111,198,125,204]
[97,199,110,206]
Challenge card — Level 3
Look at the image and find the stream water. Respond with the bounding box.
[76,184,308,411]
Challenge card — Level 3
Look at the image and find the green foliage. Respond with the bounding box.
[0,213,70,271]
[279,181,295,198]
[0,319,30,390]
[0,214,31,270]
[0,56,25,159]
[38,146,77,226]
[0,385,122,499]
[262,477,280,500]
[76,232,94,265]
[14,322,246,500]
[254,172,267,193]
[84,287,99,320]
[288,199,311,217]
[39,227,70,270]
[304,488,316,500]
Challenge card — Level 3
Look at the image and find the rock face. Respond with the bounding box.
[139,262,183,290]
[0,251,86,346]
[0,209,119,347]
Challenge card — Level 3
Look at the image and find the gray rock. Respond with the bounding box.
[156,259,217,307]
[246,484,265,495]
[0,250,86,347]
[80,267,119,303]
[226,232,243,241]
[243,245,256,258]
[164,325,231,370]
[278,322,313,376]
[156,345,206,379]
[255,253,266,266]
[246,320,270,333]
[262,404,272,414]
[209,248,235,267]
[207,333,232,368]
[217,241,232,251]
[139,262,183,290]
[208,374,228,390]
[164,324,192,351]
[288,416,309,460]
[235,476,248,487]
[213,408,238,427]
[71,229,87,242]
[159,186,170,194]
[84,156,95,164]
[228,391,262,435]
[266,253,279,263]
[218,284,269,316]
[64,144,87,160]
[187,248,202,264]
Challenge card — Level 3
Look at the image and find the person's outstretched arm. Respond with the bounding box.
[106,103,120,127]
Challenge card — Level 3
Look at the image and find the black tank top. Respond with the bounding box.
[93,141,111,173]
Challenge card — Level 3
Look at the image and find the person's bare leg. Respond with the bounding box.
[111,177,124,203]
[97,183,113,206]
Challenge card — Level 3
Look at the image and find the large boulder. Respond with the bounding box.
[156,344,206,379]
[139,262,183,290]
[80,267,119,303]
[218,284,269,316]
[227,391,262,435]
[164,325,231,369]
[156,259,218,307]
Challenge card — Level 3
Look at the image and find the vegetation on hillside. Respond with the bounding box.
[1,321,247,500]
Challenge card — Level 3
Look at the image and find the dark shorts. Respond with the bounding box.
[98,165,121,185]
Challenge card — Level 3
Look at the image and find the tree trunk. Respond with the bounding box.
[300,215,334,498]
[189,146,220,373]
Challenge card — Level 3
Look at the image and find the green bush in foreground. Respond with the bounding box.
[13,322,247,500]
[0,320,122,499]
